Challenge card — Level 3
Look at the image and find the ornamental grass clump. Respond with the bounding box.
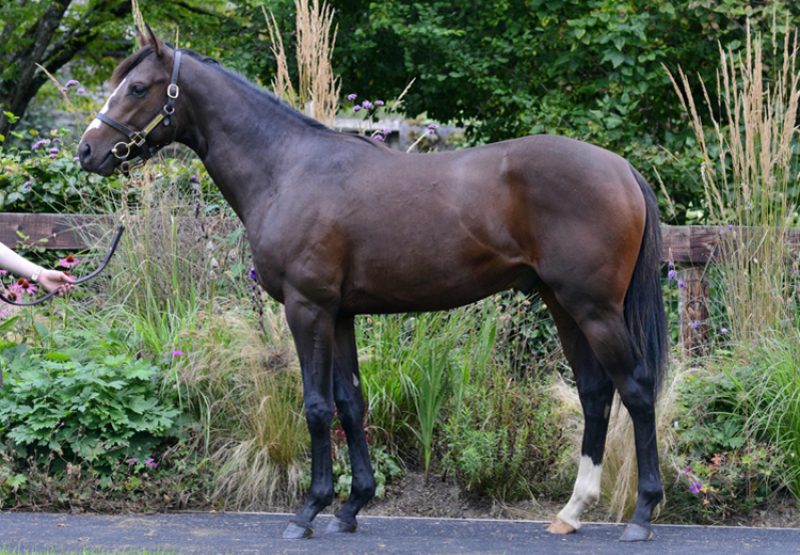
[668,19,800,342]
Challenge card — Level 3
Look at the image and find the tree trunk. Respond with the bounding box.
[0,0,131,138]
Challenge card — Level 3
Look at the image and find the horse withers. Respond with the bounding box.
[78,26,668,542]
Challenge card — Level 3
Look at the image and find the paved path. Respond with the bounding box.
[1,512,799,554]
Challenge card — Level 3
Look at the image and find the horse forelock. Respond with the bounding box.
[111,46,155,86]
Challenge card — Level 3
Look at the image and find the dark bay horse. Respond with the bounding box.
[78,27,668,542]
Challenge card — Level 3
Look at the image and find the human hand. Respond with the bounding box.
[36,269,76,295]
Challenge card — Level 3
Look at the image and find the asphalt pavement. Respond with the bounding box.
[1,511,799,554]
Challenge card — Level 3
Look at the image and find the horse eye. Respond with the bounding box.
[129,84,148,98]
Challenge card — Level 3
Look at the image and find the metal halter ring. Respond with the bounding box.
[167,84,180,99]
[163,104,175,115]
[112,141,132,159]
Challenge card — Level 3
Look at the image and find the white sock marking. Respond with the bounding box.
[557,455,602,530]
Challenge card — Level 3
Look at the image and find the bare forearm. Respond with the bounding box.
[0,241,41,280]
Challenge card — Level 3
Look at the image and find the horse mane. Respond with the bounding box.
[110,45,377,144]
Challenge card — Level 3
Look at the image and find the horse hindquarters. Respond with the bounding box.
[545,165,667,541]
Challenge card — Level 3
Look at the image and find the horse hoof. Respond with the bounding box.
[619,523,654,542]
[326,516,357,534]
[282,520,313,539]
[546,519,576,535]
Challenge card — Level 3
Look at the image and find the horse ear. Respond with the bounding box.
[137,24,165,57]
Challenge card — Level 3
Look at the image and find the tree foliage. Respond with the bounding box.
[5,1,800,222]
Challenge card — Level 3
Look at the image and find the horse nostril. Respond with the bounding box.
[79,142,92,164]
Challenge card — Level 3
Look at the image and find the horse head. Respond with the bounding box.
[78,26,181,176]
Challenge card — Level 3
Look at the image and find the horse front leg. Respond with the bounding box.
[327,316,376,533]
[282,295,336,539]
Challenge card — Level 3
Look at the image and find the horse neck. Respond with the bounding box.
[175,57,327,223]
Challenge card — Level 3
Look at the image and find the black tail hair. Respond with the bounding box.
[625,164,669,397]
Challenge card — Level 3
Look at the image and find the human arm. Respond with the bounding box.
[0,241,75,293]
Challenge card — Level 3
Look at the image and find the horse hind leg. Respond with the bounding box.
[326,316,376,534]
[541,294,614,535]
[574,307,663,541]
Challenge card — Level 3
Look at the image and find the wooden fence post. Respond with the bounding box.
[677,264,710,357]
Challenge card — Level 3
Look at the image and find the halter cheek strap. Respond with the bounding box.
[95,50,183,175]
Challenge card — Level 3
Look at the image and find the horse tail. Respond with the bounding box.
[625,164,669,398]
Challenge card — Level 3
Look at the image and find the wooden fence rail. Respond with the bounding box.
[2,212,798,356]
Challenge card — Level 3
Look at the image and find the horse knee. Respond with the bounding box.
[305,398,334,434]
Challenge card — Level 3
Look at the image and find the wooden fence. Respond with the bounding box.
[3,212,798,356]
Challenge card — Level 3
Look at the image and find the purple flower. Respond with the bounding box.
[667,269,677,281]
[372,134,385,142]
[720,327,729,335]
[144,457,158,469]
[171,349,184,357]
[31,139,49,151]
[689,481,703,494]
[49,147,60,156]
[77,87,87,95]
[126,457,139,464]
[374,100,385,107]
[60,87,68,93]
[66,79,79,88]
[190,174,200,184]
[427,123,439,131]
[72,155,80,162]
[22,180,31,190]
[677,279,686,289]
[352,105,362,113]
[682,466,693,475]
[690,320,700,330]
[0,269,7,277]
[361,100,373,110]
[248,267,258,282]
[346,93,358,101]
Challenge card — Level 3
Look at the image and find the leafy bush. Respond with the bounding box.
[0,343,181,474]
[0,122,126,214]
[442,367,563,501]
[667,365,787,522]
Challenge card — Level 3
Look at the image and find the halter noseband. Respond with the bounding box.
[95,50,183,175]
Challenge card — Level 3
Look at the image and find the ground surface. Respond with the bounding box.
[2,511,800,555]
[365,471,800,529]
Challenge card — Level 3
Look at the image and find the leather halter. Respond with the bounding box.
[95,50,183,175]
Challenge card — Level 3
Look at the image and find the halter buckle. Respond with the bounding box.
[132,132,146,147]
[167,84,180,99]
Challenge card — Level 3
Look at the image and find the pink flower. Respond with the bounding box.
[689,481,703,494]
[144,457,158,469]
[14,278,36,296]
[171,349,184,357]
[58,254,81,268]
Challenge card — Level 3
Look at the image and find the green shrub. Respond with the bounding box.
[0,125,127,214]
[442,367,563,501]
[667,364,787,522]
[0,343,180,474]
